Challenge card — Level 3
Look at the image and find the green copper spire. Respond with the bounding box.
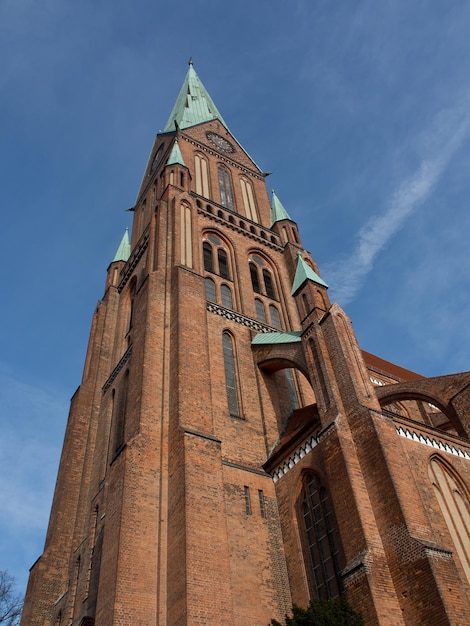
[291,251,328,295]
[270,190,292,225]
[164,61,228,132]
[166,139,185,166]
[112,228,131,263]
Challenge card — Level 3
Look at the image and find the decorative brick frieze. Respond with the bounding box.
[206,302,276,332]
[193,195,283,251]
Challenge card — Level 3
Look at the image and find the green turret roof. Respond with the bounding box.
[270,190,292,225]
[112,228,131,263]
[291,251,328,295]
[164,61,228,132]
[167,139,185,166]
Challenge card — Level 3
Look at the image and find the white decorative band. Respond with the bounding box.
[271,436,318,483]
[396,426,470,460]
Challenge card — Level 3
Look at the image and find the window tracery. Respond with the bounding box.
[299,473,343,600]
[249,254,278,301]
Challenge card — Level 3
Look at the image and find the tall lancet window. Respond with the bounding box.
[180,202,193,268]
[195,153,210,198]
[222,332,241,417]
[428,457,470,583]
[218,166,234,211]
[300,473,342,600]
[240,177,258,222]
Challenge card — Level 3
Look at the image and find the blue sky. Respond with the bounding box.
[1,0,470,596]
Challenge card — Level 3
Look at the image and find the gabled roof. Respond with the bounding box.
[112,228,130,263]
[291,251,328,295]
[164,61,228,132]
[270,190,292,225]
[166,139,185,166]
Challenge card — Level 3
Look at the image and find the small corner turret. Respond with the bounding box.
[106,228,130,292]
[270,190,302,247]
[292,251,330,323]
[161,137,191,192]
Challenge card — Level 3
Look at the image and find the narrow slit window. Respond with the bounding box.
[258,489,266,518]
[302,294,310,317]
[244,486,252,515]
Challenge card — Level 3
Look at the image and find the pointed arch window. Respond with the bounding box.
[218,166,234,211]
[299,473,342,600]
[221,284,233,309]
[222,332,241,417]
[429,458,470,583]
[203,235,232,280]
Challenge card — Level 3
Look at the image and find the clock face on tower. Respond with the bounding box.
[206,131,235,154]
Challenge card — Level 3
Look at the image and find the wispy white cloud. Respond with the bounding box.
[324,94,470,305]
[0,367,67,532]
[0,366,67,585]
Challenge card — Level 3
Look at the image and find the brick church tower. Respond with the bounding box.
[22,63,470,625]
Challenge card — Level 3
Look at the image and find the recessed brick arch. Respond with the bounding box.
[253,341,309,380]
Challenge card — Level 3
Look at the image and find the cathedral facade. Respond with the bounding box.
[22,63,470,625]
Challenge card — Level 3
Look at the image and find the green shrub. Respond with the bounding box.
[271,597,364,626]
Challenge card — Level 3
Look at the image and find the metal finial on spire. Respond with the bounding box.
[188,57,193,66]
